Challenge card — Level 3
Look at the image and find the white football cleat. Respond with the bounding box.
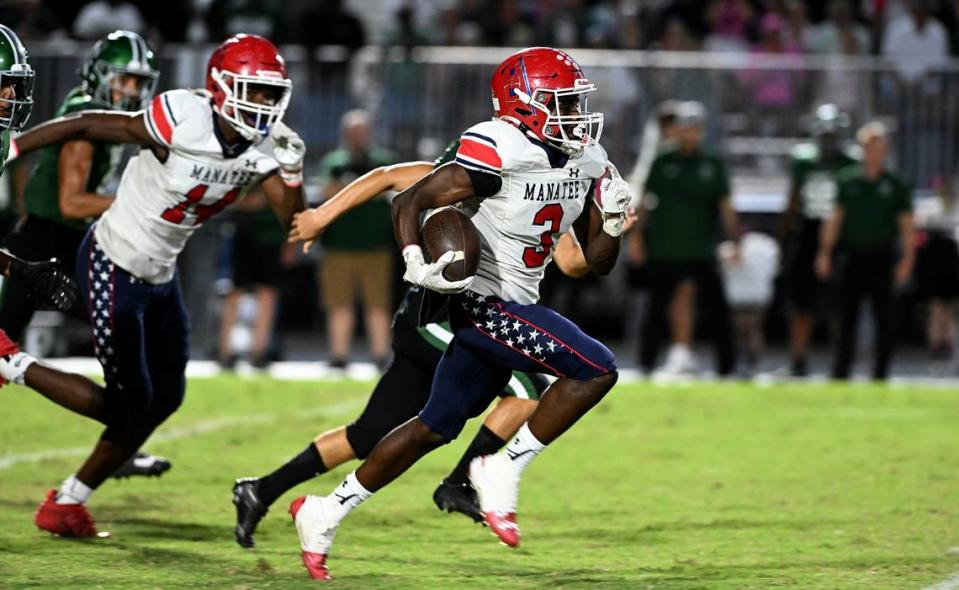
[469,454,522,548]
[289,495,337,580]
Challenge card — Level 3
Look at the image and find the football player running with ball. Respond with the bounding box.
[289,47,630,580]
[3,34,305,538]
[232,135,630,548]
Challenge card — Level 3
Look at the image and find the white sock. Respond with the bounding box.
[56,475,93,505]
[325,471,372,525]
[0,351,36,385]
[502,423,546,473]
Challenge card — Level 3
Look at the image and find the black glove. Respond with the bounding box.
[8,258,79,312]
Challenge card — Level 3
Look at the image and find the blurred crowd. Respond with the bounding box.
[4,0,959,57]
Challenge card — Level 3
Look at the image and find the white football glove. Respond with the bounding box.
[271,124,306,187]
[595,175,632,237]
[402,245,473,294]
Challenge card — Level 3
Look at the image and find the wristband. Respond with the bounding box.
[402,244,422,260]
[279,167,303,188]
[602,213,626,237]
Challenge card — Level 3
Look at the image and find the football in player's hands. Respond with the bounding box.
[421,207,481,282]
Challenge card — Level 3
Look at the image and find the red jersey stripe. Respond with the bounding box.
[457,138,502,169]
[150,95,173,144]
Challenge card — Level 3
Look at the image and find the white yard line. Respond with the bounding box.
[922,572,959,590]
[0,399,363,471]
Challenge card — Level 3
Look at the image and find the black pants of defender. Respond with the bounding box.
[832,248,896,380]
[639,260,737,375]
[344,352,435,459]
[0,215,89,341]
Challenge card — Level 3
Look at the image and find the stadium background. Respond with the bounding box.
[2,0,957,374]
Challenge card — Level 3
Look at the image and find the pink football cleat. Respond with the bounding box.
[470,454,523,548]
[484,511,521,548]
[289,496,333,581]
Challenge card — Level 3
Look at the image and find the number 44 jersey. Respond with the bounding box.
[95,89,283,284]
[454,118,610,304]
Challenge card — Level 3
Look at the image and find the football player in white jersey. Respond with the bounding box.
[288,47,631,580]
[4,34,305,538]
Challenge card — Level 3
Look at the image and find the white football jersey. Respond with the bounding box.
[95,89,282,284]
[454,119,609,304]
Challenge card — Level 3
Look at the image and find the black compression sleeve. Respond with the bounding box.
[463,168,502,198]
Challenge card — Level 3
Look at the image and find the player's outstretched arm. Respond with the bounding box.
[289,161,433,251]
[13,111,162,158]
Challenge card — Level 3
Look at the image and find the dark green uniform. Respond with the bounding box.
[831,166,913,380]
[23,87,121,230]
[639,146,736,374]
[319,147,395,251]
[836,167,911,249]
[0,88,123,340]
[785,143,858,310]
[643,146,730,263]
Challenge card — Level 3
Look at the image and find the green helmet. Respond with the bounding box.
[81,30,159,112]
[0,24,34,131]
[809,103,850,137]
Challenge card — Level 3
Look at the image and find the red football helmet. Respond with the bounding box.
[491,47,603,155]
[207,34,292,141]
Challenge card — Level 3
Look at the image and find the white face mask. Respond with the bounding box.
[518,79,604,155]
[212,67,292,141]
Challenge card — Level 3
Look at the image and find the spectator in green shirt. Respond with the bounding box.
[632,102,741,377]
[317,110,395,369]
[816,122,916,380]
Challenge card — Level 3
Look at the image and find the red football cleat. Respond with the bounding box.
[289,496,332,581]
[483,511,521,548]
[34,489,98,537]
[0,329,19,357]
[0,329,19,386]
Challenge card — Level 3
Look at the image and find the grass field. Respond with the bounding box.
[1,376,958,589]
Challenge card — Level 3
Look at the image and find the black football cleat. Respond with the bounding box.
[112,452,172,479]
[233,477,268,548]
[432,478,483,523]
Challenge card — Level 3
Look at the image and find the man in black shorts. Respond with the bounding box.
[218,188,288,368]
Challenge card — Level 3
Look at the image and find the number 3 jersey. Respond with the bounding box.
[94,89,282,284]
[454,119,609,304]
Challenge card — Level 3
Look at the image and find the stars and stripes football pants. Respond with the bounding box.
[75,228,189,443]
[418,290,616,441]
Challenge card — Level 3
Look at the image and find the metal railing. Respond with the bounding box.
[22,43,959,191]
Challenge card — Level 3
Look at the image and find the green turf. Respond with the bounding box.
[1,377,958,589]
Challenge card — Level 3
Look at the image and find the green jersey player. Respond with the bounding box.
[780,104,858,376]
[0,24,77,313]
[0,30,168,479]
[1,29,158,340]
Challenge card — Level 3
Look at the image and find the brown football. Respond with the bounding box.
[421,207,481,282]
